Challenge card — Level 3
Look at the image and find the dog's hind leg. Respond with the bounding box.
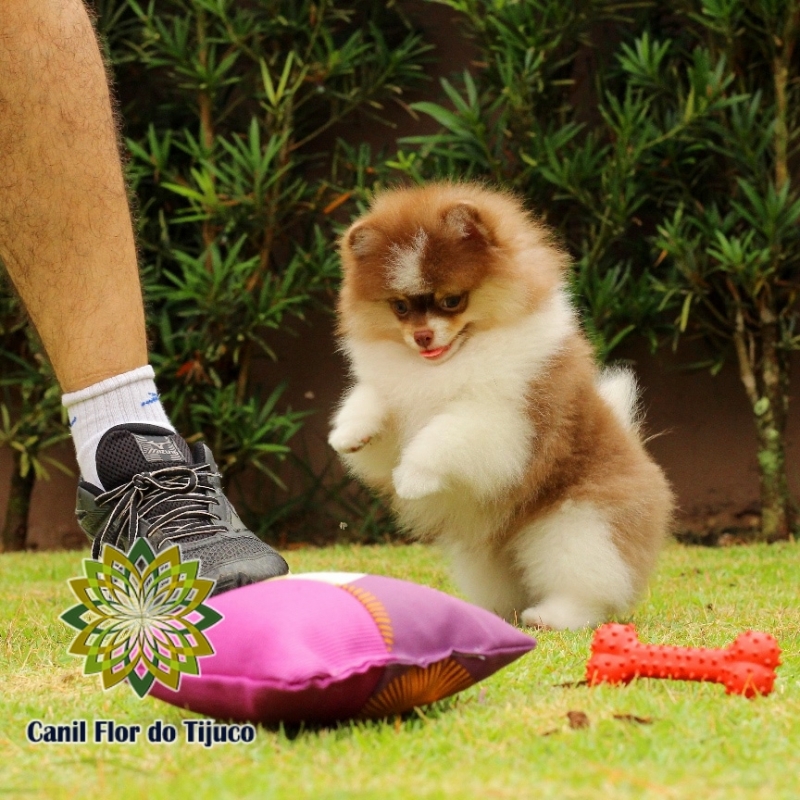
[513,500,636,630]
[442,540,527,623]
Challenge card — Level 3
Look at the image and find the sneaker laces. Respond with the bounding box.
[91,463,228,558]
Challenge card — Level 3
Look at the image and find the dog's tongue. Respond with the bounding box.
[421,346,449,359]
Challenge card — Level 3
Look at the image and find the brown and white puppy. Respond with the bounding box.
[329,182,673,630]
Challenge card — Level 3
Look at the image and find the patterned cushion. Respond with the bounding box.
[150,572,536,724]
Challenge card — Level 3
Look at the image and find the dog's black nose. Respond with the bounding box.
[414,329,434,348]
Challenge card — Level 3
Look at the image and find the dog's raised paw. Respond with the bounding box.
[392,462,443,499]
[328,424,376,454]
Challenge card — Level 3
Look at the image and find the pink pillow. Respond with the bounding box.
[150,572,535,723]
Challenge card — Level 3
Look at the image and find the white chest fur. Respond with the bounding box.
[333,290,577,544]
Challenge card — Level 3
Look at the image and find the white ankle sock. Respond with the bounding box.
[62,365,175,489]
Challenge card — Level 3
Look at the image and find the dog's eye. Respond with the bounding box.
[390,299,409,317]
[439,294,466,311]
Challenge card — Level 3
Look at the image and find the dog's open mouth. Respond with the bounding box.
[420,344,451,360]
[418,326,471,361]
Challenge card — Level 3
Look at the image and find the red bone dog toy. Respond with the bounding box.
[586,623,781,697]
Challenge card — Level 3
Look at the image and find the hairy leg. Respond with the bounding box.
[0,3,290,583]
[0,0,146,392]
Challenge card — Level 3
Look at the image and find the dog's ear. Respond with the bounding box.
[442,203,494,245]
[345,223,382,258]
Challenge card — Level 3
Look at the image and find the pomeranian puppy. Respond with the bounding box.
[329,182,673,630]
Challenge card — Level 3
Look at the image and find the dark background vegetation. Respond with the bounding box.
[0,0,798,551]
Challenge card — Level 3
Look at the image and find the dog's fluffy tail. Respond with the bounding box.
[597,367,641,434]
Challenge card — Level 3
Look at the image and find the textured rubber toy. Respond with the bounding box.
[586,623,781,697]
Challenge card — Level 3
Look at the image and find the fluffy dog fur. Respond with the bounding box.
[329,182,673,630]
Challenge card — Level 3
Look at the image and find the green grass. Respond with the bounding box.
[1,540,799,799]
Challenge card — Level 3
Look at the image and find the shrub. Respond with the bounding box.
[107,0,429,490]
[388,0,668,360]
[637,1,800,540]
[0,0,431,547]
[0,288,71,551]
[389,0,799,541]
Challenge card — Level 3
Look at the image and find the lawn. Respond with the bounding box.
[1,540,798,799]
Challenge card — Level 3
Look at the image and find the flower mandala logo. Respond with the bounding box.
[60,539,222,698]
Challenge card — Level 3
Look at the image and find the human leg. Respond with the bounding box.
[0,2,288,587]
[0,0,147,392]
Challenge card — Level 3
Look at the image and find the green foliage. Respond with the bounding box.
[0,289,71,484]
[0,280,71,461]
[0,1,430,544]
[3,0,798,545]
[92,0,431,529]
[389,2,797,364]
[611,8,800,362]
[0,281,72,550]
[389,1,676,360]
[389,0,799,538]
[625,0,800,538]
[0,384,70,484]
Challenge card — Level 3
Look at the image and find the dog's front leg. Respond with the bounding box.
[328,383,386,454]
[393,403,531,500]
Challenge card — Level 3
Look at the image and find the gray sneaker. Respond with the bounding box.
[75,423,289,594]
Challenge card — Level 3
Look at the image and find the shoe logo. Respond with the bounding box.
[60,539,222,698]
[133,434,184,463]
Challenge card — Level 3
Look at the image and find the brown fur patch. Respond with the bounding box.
[338,183,567,332]
[504,334,673,591]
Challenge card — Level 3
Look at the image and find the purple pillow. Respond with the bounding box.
[150,572,535,724]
